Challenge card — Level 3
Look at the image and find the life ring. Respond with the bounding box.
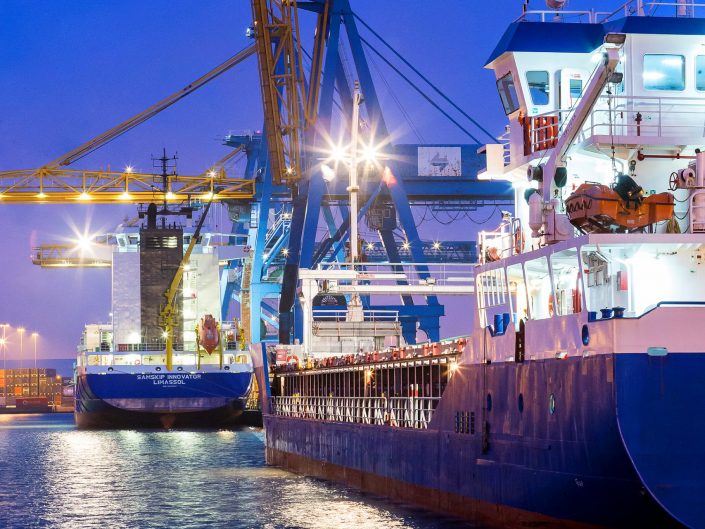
[513,226,524,255]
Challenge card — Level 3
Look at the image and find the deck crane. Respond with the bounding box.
[160,198,214,372]
[0,46,256,204]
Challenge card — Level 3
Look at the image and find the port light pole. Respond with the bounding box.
[17,327,25,371]
[31,332,38,370]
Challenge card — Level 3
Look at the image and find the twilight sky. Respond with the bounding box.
[0,0,617,359]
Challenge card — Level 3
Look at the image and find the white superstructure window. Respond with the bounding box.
[526,71,550,105]
[643,54,685,91]
[696,55,705,91]
[496,72,520,115]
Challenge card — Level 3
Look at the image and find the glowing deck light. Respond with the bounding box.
[165,191,176,200]
[282,248,289,256]
[285,166,293,175]
[119,192,131,200]
[78,192,91,201]
[328,144,347,162]
[36,192,47,199]
[124,165,134,174]
[202,191,214,200]
[402,241,410,251]
[361,145,378,163]
[76,235,92,252]
[207,170,217,178]
[366,242,374,251]
[162,331,168,339]
[433,241,441,250]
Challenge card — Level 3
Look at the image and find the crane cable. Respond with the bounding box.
[355,14,497,143]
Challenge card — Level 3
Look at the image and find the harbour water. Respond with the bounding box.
[0,414,473,529]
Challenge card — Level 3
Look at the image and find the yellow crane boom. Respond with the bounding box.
[161,199,214,372]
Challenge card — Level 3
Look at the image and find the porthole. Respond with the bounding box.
[486,393,493,412]
[518,393,524,413]
[177,366,183,372]
[581,324,590,346]
[155,367,162,372]
[549,393,556,415]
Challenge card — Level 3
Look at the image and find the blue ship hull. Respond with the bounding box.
[76,370,253,429]
[263,353,703,528]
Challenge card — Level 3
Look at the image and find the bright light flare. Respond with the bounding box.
[327,144,347,163]
[78,192,91,201]
[75,234,93,252]
[124,165,134,174]
[432,241,441,250]
[402,241,410,251]
[282,248,289,256]
[361,144,378,163]
[165,191,176,200]
[119,192,131,200]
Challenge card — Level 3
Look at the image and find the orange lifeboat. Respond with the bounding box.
[565,182,674,233]
[197,314,220,354]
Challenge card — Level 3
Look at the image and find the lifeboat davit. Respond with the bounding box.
[565,182,674,233]
[197,314,220,354]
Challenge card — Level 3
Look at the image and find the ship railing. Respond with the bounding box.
[588,95,705,139]
[312,309,399,322]
[516,2,705,23]
[313,262,475,288]
[478,217,522,264]
[598,1,705,21]
[271,395,440,429]
[515,9,599,23]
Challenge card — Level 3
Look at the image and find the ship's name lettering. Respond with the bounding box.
[136,374,203,385]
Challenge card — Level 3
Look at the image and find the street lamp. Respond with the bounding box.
[31,332,38,369]
[17,327,25,370]
[0,335,6,405]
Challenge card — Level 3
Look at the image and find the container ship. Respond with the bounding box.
[255,2,705,527]
[75,203,253,429]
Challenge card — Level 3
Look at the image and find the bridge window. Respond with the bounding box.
[524,256,553,320]
[696,56,705,91]
[497,72,520,115]
[526,71,550,105]
[643,54,685,91]
[507,263,528,327]
[550,249,582,315]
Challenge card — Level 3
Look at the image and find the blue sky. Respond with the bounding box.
[0,0,619,358]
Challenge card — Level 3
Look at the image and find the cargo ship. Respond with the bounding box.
[75,203,253,429]
[256,2,705,528]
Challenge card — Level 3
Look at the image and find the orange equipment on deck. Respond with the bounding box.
[197,315,220,354]
[565,183,674,233]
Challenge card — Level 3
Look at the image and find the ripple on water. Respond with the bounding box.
[0,414,475,529]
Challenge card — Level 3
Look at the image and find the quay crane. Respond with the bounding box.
[11,0,512,362]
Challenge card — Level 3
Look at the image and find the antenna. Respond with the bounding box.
[152,148,178,215]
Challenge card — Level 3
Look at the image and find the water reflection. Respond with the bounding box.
[0,414,473,529]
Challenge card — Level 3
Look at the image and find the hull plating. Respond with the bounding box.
[75,371,251,429]
[264,353,700,528]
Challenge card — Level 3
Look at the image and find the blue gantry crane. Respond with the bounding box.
[220,0,513,347]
